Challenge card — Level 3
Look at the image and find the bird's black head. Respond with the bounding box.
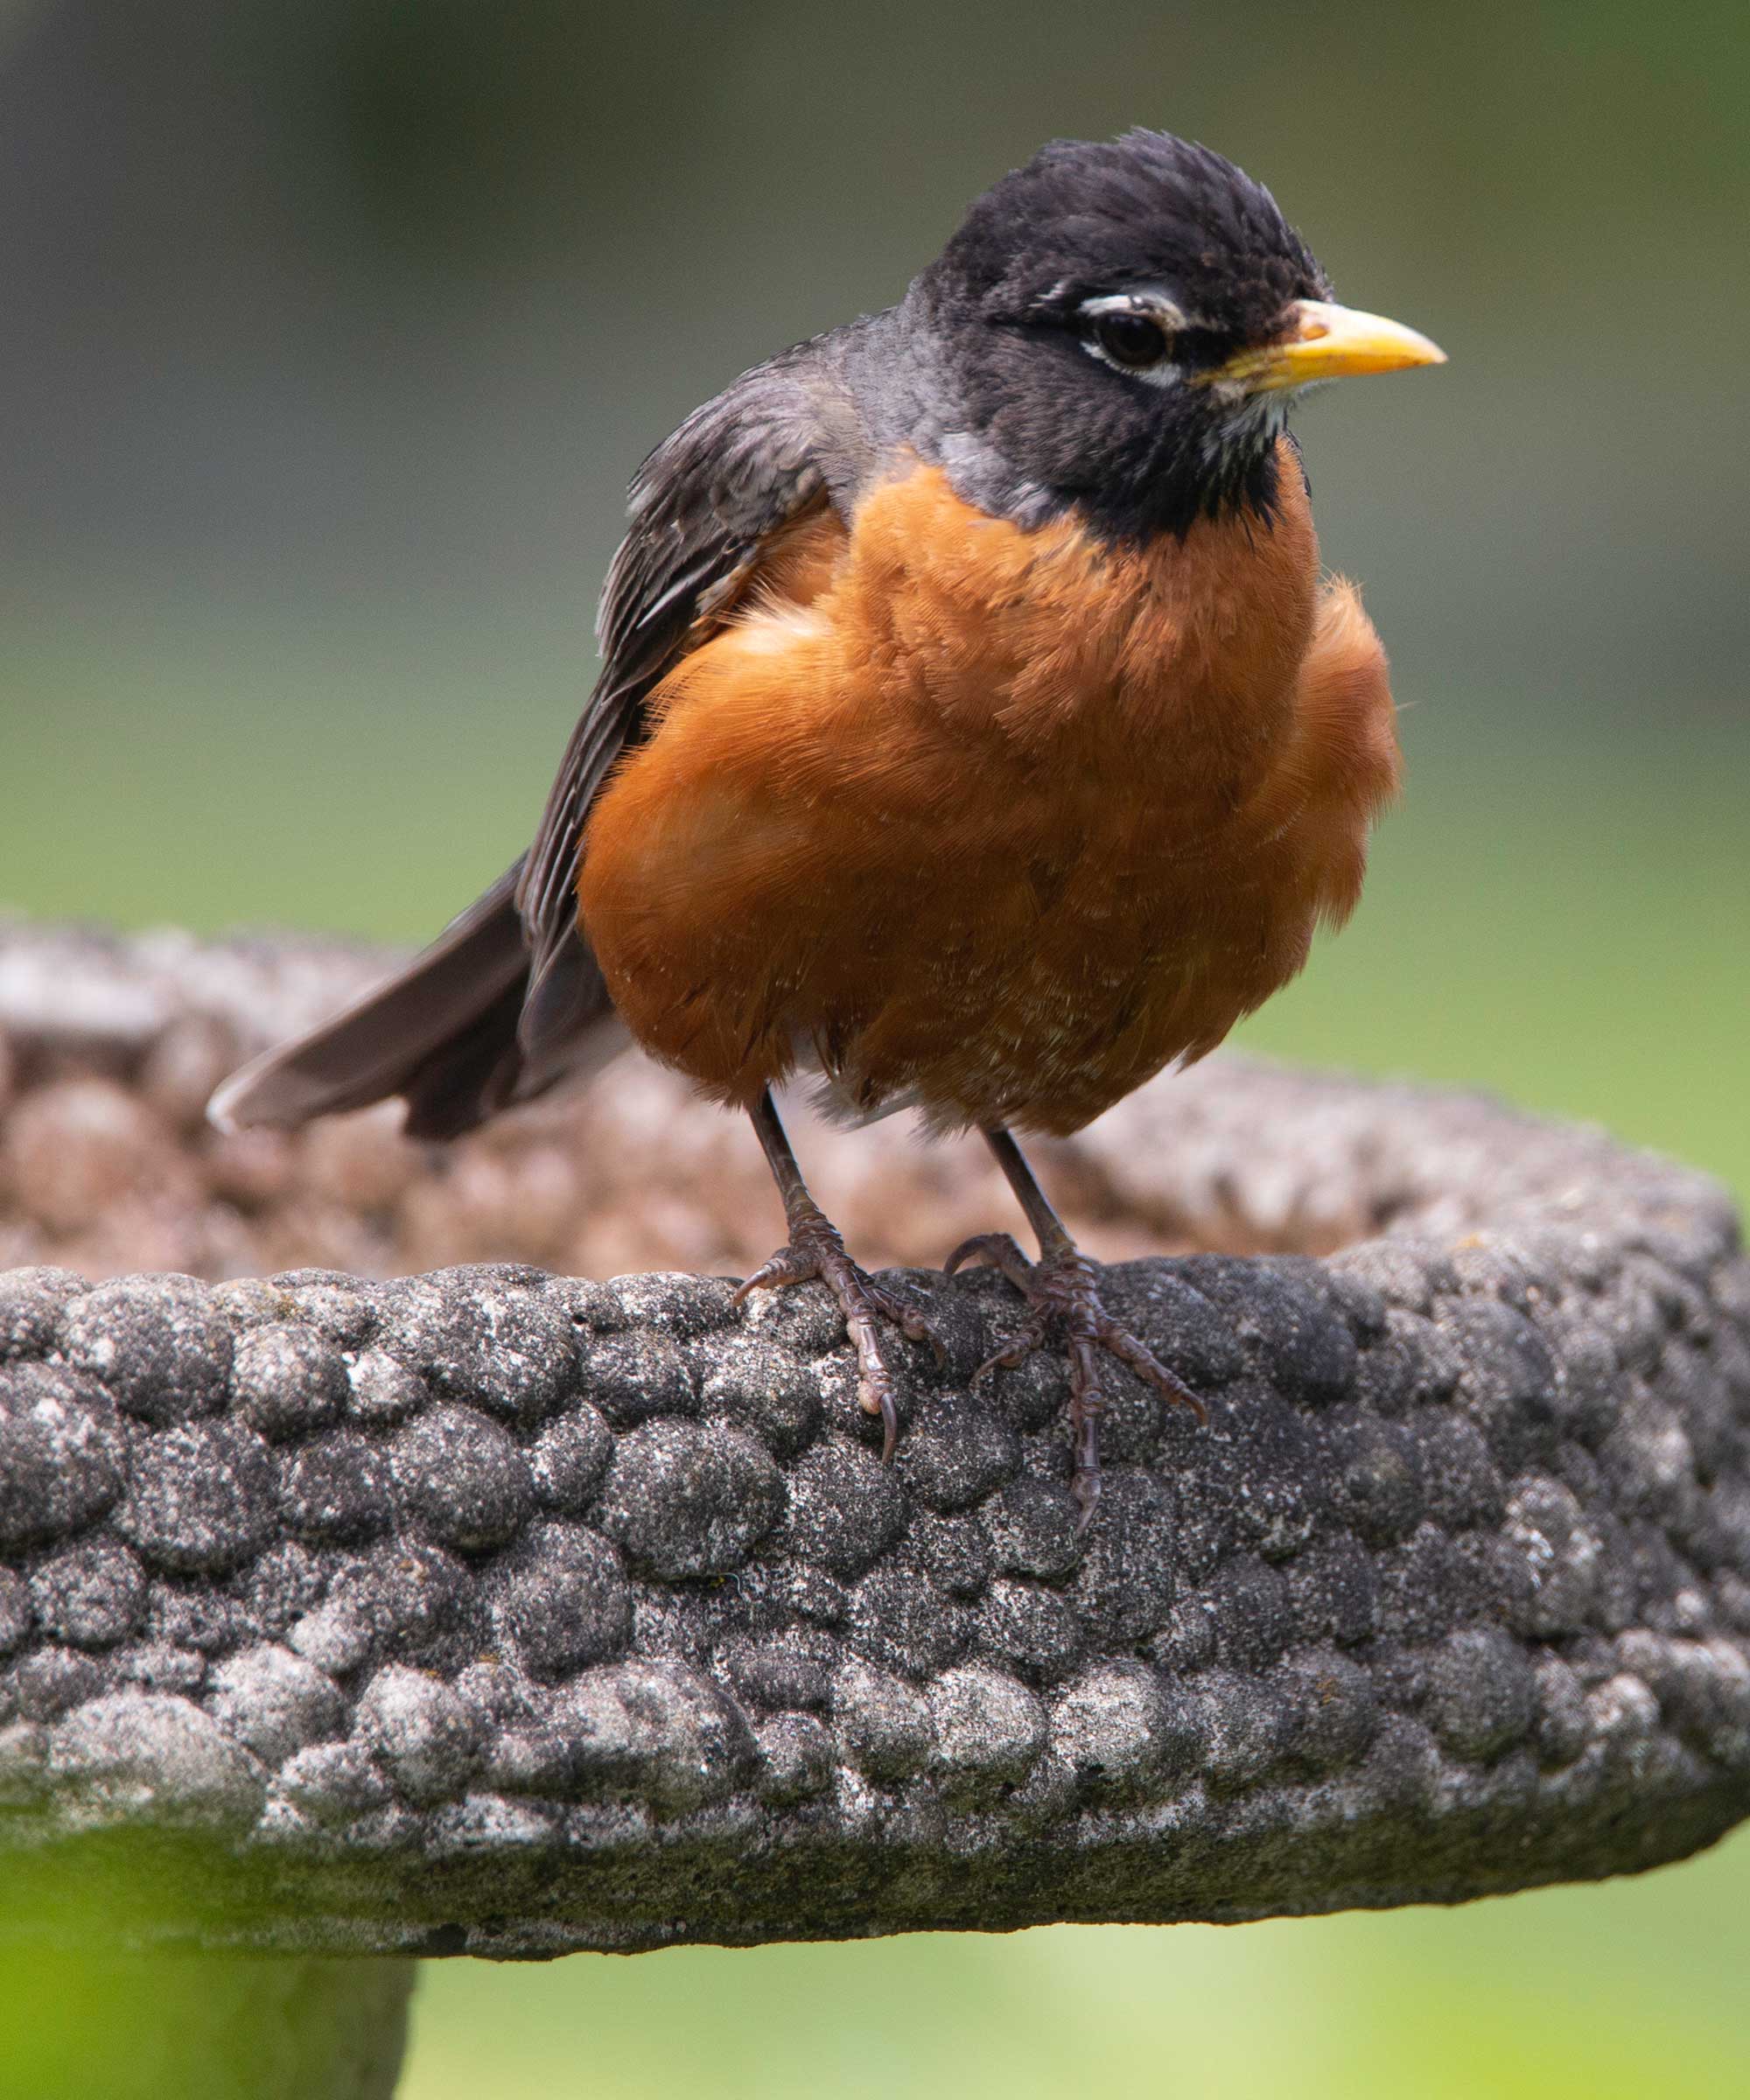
[912,130,1440,542]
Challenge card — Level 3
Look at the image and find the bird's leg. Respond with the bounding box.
[732,1088,941,1460]
[947,1127,1208,1522]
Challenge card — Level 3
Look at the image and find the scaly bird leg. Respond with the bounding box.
[947,1127,1208,1523]
[733,1088,941,1460]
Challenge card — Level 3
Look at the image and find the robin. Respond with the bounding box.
[211,130,1443,1516]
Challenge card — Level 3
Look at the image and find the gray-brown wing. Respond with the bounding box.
[209,353,836,1138]
[513,360,831,1061]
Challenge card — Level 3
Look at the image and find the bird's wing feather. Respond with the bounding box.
[208,350,847,1138]
[514,358,836,1066]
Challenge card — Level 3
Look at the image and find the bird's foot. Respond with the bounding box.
[945,1231,1208,1524]
[734,1204,943,1460]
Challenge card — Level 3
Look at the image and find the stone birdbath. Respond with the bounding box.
[3,923,1747,2096]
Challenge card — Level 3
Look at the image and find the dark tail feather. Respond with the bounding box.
[208,859,621,1139]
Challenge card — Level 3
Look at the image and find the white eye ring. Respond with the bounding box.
[1078,290,1190,331]
[1076,292,1187,387]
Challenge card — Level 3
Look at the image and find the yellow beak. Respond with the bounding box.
[1200,298,1446,393]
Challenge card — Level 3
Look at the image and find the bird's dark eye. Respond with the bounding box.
[1090,312,1171,370]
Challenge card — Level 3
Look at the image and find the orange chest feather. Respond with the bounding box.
[578,452,1399,1130]
[657,454,1323,825]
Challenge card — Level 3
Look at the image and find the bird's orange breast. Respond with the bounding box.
[578,448,1400,1134]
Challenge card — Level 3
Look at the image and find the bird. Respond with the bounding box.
[210,130,1444,1518]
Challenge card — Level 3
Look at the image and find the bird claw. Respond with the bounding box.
[864,1278,949,1366]
[734,1208,940,1460]
[945,1230,1033,1289]
[948,1234,1207,1523]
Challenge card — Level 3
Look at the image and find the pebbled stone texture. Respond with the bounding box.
[0,1175,1746,1955]
[2,934,1750,1957]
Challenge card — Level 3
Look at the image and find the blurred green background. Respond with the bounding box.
[2,0,1746,2094]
